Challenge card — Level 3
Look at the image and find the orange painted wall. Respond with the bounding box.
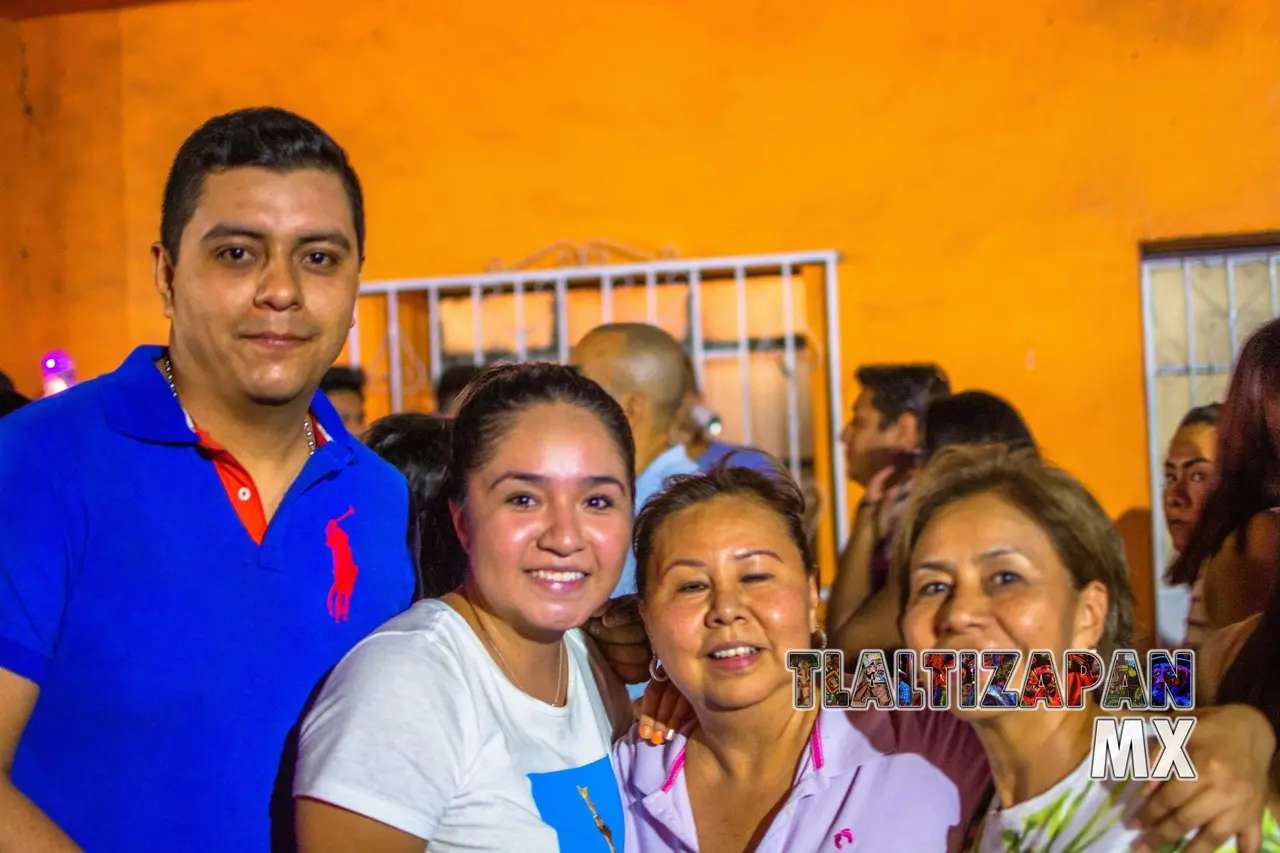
[5,0,1280,636]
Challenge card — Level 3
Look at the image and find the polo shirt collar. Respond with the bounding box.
[630,705,898,843]
[101,345,358,463]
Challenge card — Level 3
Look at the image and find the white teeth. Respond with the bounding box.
[710,646,759,659]
[530,570,586,582]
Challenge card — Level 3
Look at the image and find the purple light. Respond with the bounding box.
[40,350,77,397]
[41,350,73,377]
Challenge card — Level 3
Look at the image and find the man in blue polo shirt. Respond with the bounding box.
[0,108,416,851]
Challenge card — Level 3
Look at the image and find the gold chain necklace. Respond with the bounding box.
[464,596,566,707]
[163,356,315,455]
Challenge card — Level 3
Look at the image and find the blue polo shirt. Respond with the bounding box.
[0,346,416,851]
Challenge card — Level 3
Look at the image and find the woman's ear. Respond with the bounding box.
[449,498,472,555]
[807,573,821,634]
[1073,580,1109,650]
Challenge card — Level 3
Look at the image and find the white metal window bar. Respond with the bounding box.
[350,249,850,549]
[1141,247,1280,644]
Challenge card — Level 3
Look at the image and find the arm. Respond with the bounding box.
[1133,703,1276,853]
[831,562,904,661]
[825,502,879,635]
[293,631,468,852]
[1203,513,1280,630]
[0,428,82,851]
[0,670,80,853]
[296,800,425,853]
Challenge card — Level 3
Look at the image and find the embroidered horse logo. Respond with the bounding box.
[834,828,854,849]
[325,507,359,623]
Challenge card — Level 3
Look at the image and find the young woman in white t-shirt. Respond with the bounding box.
[294,363,637,853]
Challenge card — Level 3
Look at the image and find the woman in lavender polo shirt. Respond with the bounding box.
[614,459,1275,853]
[612,462,992,851]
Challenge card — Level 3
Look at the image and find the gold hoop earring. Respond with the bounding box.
[648,657,670,682]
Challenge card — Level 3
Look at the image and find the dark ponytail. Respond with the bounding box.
[364,413,466,599]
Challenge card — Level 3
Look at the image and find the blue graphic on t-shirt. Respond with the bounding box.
[527,756,626,852]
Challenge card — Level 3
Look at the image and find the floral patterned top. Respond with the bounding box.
[970,752,1280,852]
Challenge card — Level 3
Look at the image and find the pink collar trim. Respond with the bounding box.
[658,712,824,794]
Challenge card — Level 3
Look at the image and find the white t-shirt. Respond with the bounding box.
[294,598,634,852]
[972,729,1278,852]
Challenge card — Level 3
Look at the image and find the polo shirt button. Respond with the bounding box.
[237,487,252,502]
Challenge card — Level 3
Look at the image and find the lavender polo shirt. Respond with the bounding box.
[612,706,991,852]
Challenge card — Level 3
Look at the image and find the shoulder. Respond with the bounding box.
[886,709,989,798]
[324,600,470,691]
[1244,510,1280,551]
[0,380,103,460]
[346,441,411,500]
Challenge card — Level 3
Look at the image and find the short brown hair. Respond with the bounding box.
[894,445,1133,659]
[633,455,814,599]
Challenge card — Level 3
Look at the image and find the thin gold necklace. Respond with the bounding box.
[163,356,315,455]
[464,595,566,707]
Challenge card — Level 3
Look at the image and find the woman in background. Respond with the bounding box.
[295,364,636,853]
[1162,404,1221,649]
[364,413,466,600]
[899,445,1277,851]
[1170,319,1280,634]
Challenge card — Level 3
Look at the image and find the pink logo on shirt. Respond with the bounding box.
[325,507,359,623]
[834,828,854,849]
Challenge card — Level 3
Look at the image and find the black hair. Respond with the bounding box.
[320,366,366,398]
[632,454,814,600]
[0,372,13,393]
[0,389,30,419]
[856,363,950,429]
[1178,403,1221,430]
[436,365,485,413]
[364,413,463,600]
[922,390,1037,460]
[160,107,365,263]
[437,362,635,589]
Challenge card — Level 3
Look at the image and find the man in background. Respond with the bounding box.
[827,363,949,656]
[571,322,700,699]
[320,365,367,437]
[434,364,483,415]
[669,355,775,475]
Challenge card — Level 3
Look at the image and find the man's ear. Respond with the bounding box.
[619,389,648,429]
[449,498,472,555]
[891,412,921,449]
[152,243,176,319]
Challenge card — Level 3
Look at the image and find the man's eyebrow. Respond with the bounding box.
[199,224,353,251]
[201,224,265,243]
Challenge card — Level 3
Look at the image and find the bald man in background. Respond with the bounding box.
[571,323,700,600]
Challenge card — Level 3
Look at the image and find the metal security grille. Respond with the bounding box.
[1142,248,1280,643]
[349,249,851,552]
